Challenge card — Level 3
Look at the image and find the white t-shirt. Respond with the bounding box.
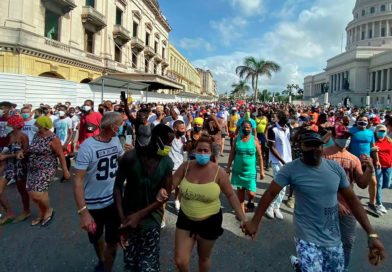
[148,113,157,124]
[168,136,186,171]
[21,119,38,144]
[74,136,124,210]
[71,115,80,131]
[53,117,73,145]
[49,115,58,132]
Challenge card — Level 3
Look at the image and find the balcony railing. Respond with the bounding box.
[44,38,70,52]
[42,0,76,15]
[154,53,162,63]
[113,24,131,45]
[81,6,107,32]
[131,37,144,53]
[144,45,155,58]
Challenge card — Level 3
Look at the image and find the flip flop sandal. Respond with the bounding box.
[0,217,14,225]
[31,218,43,226]
[14,213,31,223]
[41,210,55,227]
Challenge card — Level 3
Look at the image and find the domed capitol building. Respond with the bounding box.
[304,0,392,107]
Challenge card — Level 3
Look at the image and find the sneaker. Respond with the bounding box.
[290,255,301,272]
[368,203,383,216]
[7,178,15,186]
[286,197,295,209]
[274,208,284,220]
[265,207,274,219]
[377,204,387,214]
[175,200,181,211]
[161,221,166,229]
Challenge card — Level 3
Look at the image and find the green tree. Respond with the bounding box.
[236,57,281,103]
[231,80,250,100]
[258,89,272,102]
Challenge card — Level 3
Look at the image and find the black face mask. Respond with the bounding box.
[279,117,289,126]
[194,126,202,132]
[156,112,162,118]
[242,129,251,136]
[176,131,185,137]
[301,150,322,165]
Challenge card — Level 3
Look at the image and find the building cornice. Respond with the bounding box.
[142,0,171,32]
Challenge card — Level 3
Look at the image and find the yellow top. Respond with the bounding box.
[229,114,239,133]
[256,117,267,134]
[179,162,221,219]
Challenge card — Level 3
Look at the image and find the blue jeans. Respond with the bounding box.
[375,167,392,205]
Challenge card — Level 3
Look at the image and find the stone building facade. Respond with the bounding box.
[304,0,392,107]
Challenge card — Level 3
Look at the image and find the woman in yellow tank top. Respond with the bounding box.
[172,135,245,272]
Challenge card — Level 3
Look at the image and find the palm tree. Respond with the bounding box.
[236,57,280,102]
[231,80,250,100]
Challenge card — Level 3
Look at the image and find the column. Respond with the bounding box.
[352,28,355,42]
[381,69,385,91]
[335,74,338,91]
[366,23,369,39]
[380,20,383,37]
[342,72,345,90]
[330,75,333,93]
[370,72,374,91]
[375,70,379,91]
[360,24,363,40]
[386,68,390,91]
[372,22,375,38]
[387,20,390,37]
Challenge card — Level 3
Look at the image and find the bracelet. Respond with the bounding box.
[368,233,379,238]
[78,205,87,214]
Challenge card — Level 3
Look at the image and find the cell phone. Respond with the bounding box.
[126,135,133,145]
[121,91,126,101]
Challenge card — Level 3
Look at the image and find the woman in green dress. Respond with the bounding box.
[227,120,265,213]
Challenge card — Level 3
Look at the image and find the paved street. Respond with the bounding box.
[0,141,391,272]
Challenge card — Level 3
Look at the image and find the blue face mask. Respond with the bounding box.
[377,132,387,138]
[21,113,30,119]
[116,126,124,136]
[196,154,210,165]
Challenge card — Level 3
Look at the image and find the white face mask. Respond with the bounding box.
[59,111,66,117]
[83,105,91,112]
[335,138,351,149]
[0,109,3,116]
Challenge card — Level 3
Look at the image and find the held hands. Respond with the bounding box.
[156,188,169,203]
[120,212,142,230]
[368,237,386,266]
[241,220,259,240]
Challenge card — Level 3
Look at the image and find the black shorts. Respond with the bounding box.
[176,209,223,240]
[88,203,121,245]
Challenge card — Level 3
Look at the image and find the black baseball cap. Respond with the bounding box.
[0,101,16,108]
[301,131,325,145]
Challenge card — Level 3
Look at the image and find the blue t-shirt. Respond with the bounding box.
[237,118,256,136]
[275,159,350,247]
[348,127,375,158]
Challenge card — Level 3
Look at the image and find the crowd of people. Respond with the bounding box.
[0,98,391,271]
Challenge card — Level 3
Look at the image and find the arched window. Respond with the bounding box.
[381,5,386,12]
[39,72,64,79]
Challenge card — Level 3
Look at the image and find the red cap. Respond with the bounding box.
[335,125,350,138]
[373,116,381,125]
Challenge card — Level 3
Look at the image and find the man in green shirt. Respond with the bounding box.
[114,124,174,271]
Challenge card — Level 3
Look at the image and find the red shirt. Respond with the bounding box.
[376,138,392,168]
[78,112,102,144]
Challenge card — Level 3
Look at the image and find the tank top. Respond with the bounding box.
[179,161,221,219]
[256,117,267,134]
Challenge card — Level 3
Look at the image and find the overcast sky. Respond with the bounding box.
[159,0,356,94]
